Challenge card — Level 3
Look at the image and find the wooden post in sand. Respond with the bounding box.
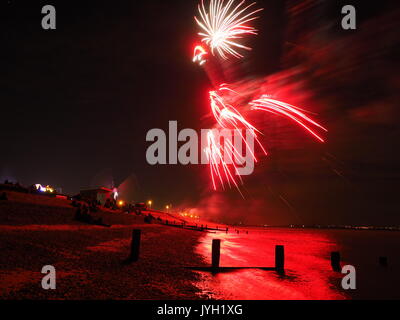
[275,245,284,272]
[331,251,341,272]
[212,239,221,269]
[128,229,141,262]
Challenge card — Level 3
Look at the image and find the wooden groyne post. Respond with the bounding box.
[127,229,141,262]
[275,245,285,272]
[212,239,221,269]
[331,251,341,272]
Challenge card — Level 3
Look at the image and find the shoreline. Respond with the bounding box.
[3,191,399,299]
[0,192,209,299]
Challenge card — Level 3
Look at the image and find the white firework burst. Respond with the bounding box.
[195,0,263,59]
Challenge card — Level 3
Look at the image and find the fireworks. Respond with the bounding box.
[193,45,208,65]
[209,85,266,159]
[205,85,264,194]
[250,96,327,143]
[204,85,327,192]
[195,0,263,59]
[192,0,327,193]
[205,130,243,192]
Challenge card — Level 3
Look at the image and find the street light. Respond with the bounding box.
[147,200,152,209]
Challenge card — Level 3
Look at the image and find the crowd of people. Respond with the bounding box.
[71,197,146,227]
[73,201,110,227]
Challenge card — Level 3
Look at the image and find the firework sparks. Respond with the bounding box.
[205,130,243,192]
[209,85,267,158]
[250,95,328,142]
[192,1,327,193]
[205,85,267,194]
[195,0,263,59]
[205,86,327,191]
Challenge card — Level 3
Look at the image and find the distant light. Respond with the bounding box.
[35,184,54,193]
[118,200,124,206]
[113,188,118,200]
[35,184,46,192]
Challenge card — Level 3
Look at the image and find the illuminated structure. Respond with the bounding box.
[34,184,55,193]
[80,187,113,205]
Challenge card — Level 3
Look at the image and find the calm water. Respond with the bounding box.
[194,228,400,300]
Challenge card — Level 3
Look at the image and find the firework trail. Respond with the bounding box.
[209,85,267,159]
[205,130,243,192]
[195,0,263,59]
[250,95,328,143]
[205,85,327,192]
[205,85,268,194]
[193,45,208,65]
[192,0,327,192]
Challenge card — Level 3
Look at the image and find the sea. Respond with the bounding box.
[194,227,400,299]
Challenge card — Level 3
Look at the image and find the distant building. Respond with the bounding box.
[80,187,113,205]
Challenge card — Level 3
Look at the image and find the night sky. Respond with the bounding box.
[2,0,399,225]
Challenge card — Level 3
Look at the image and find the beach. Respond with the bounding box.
[194,227,400,299]
[0,192,207,299]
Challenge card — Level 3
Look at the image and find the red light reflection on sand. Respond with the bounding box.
[194,228,348,300]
